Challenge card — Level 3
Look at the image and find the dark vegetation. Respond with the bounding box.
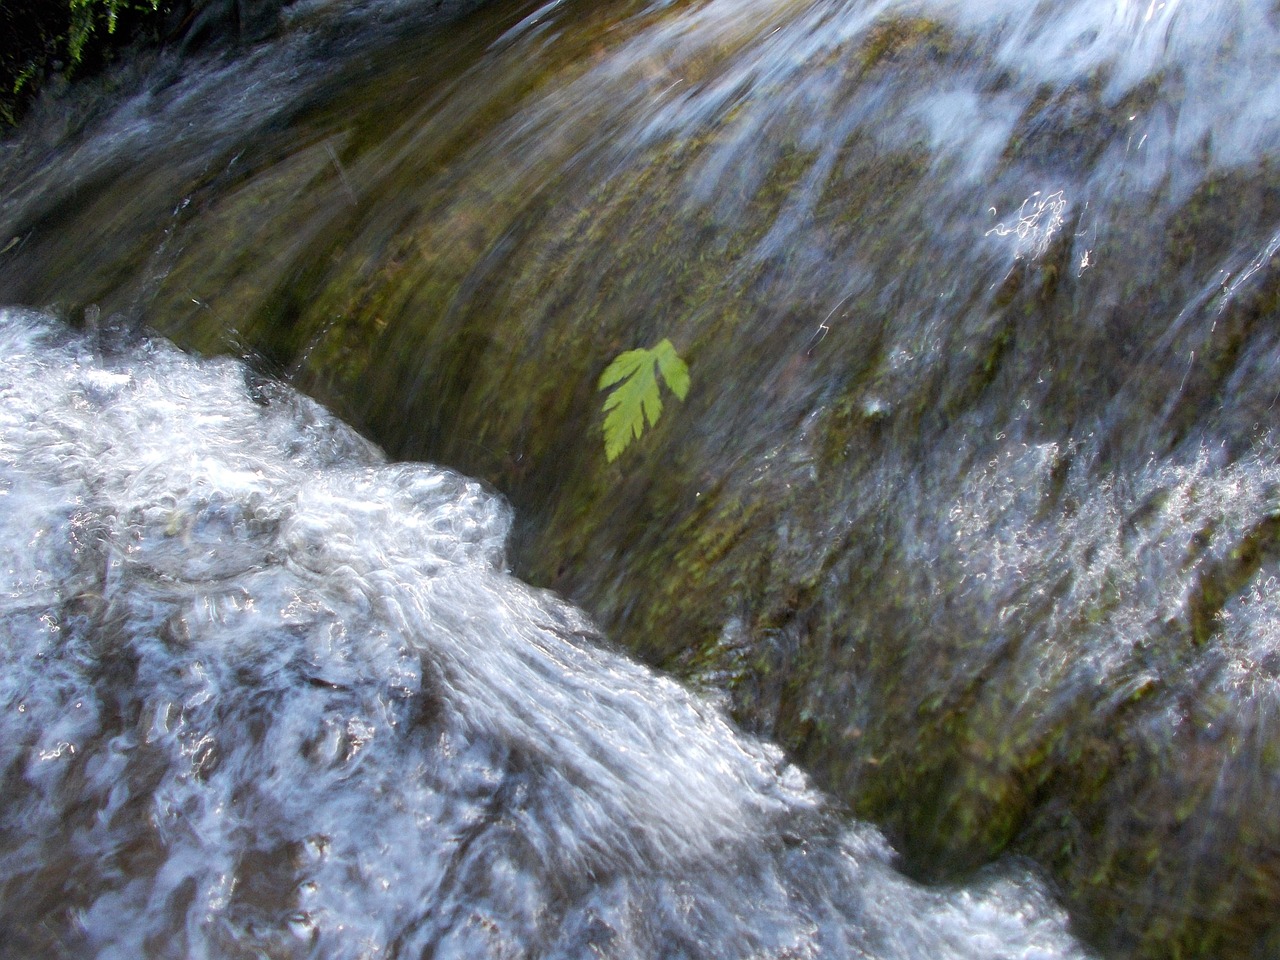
[0,0,288,124]
[2,0,164,124]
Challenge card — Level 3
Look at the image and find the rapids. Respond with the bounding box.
[0,310,1087,957]
[2,0,1280,956]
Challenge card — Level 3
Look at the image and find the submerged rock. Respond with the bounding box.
[2,0,1280,956]
[0,309,1091,959]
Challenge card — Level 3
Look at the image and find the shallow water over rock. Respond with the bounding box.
[0,310,1090,958]
[2,0,1280,956]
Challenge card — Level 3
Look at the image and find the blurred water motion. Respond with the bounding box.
[2,0,1280,955]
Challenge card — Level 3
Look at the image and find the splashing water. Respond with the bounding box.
[3,0,1280,955]
[0,310,1090,958]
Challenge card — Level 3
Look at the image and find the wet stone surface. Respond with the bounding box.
[2,0,1280,956]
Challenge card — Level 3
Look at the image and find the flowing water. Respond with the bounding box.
[0,310,1089,957]
[2,0,1280,956]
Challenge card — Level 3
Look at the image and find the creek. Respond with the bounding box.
[1,0,1279,956]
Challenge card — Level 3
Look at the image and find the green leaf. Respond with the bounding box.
[598,339,690,461]
[653,338,690,400]
[597,348,650,390]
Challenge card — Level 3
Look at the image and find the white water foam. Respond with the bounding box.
[0,309,1091,958]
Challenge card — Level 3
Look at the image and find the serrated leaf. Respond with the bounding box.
[653,338,690,400]
[598,340,690,461]
[597,348,650,390]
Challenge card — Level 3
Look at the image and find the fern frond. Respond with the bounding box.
[598,339,690,462]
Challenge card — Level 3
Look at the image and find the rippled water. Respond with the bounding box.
[0,310,1090,957]
[3,0,1280,956]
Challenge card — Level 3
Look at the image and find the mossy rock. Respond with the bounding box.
[4,2,1280,957]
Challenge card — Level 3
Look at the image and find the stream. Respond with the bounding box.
[2,0,1279,956]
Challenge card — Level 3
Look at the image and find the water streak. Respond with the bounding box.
[0,310,1089,958]
[2,0,1279,955]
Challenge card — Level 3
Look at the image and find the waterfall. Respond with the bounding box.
[2,0,1279,955]
[0,309,1087,957]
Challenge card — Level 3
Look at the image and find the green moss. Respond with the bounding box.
[16,3,1280,956]
[856,15,955,73]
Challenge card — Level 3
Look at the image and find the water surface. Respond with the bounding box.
[2,0,1280,955]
